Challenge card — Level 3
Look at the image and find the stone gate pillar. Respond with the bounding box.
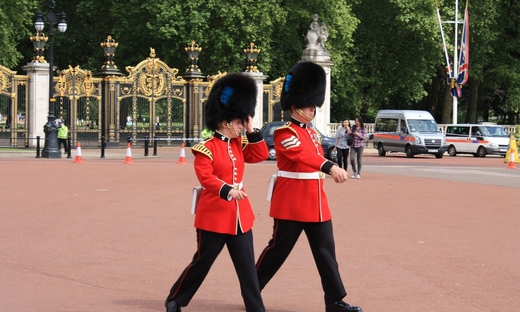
[244,72,268,130]
[306,60,333,135]
[23,62,50,146]
[301,13,334,135]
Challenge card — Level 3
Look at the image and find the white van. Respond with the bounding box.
[372,110,447,158]
[444,124,510,157]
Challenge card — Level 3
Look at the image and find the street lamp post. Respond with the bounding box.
[35,0,67,158]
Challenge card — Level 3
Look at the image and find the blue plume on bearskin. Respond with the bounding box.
[204,73,257,131]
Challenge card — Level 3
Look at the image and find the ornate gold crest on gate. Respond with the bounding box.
[139,71,165,96]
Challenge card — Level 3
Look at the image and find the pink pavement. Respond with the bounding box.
[1,147,518,311]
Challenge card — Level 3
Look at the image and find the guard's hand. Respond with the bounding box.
[330,165,348,183]
[244,116,254,133]
[229,189,248,200]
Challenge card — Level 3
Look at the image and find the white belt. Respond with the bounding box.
[277,171,325,180]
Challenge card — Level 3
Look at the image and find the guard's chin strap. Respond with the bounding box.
[226,122,239,138]
[296,108,314,122]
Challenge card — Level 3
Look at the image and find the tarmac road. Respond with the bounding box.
[361,153,520,188]
[1,147,519,311]
[3,146,518,187]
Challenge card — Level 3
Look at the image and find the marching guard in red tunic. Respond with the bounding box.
[165,73,267,312]
[255,62,363,312]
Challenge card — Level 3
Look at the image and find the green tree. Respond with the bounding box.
[3,0,518,126]
[263,0,358,122]
[460,0,502,124]
[349,0,441,122]
[148,0,287,75]
[480,0,520,124]
[0,0,40,68]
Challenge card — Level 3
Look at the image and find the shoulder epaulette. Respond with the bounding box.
[276,122,299,139]
[192,142,213,161]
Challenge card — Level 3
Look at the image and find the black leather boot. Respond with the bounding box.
[165,299,182,312]
[325,300,362,312]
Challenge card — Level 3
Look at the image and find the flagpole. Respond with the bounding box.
[452,0,459,124]
[439,0,468,124]
[436,7,451,76]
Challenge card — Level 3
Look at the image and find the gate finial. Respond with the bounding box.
[185,41,202,73]
[244,42,261,72]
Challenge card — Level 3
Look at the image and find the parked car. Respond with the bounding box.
[260,121,337,161]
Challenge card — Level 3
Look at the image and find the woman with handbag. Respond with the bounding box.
[334,119,351,170]
[347,116,367,179]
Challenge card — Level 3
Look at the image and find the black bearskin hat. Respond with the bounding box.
[280,61,326,111]
[204,73,257,131]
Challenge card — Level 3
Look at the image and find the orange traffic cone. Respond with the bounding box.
[73,142,84,163]
[505,135,518,169]
[123,142,133,164]
[506,147,517,169]
[177,142,187,164]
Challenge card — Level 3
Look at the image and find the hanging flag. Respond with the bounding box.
[457,5,469,85]
[450,78,462,97]
[445,64,453,85]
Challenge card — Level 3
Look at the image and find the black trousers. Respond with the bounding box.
[336,148,350,170]
[166,228,265,312]
[256,219,347,304]
[58,138,68,153]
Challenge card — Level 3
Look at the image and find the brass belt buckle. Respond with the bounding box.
[233,183,240,190]
[319,172,325,179]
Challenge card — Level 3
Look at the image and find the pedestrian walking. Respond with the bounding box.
[347,116,367,179]
[334,119,351,170]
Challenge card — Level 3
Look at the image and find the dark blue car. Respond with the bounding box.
[260,121,337,161]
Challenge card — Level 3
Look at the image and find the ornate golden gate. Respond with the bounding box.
[53,66,103,146]
[116,49,188,145]
[0,65,29,147]
[1,48,285,148]
[263,77,287,123]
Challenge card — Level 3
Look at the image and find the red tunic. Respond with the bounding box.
[270,120,336,222]
[191,131,268,235]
